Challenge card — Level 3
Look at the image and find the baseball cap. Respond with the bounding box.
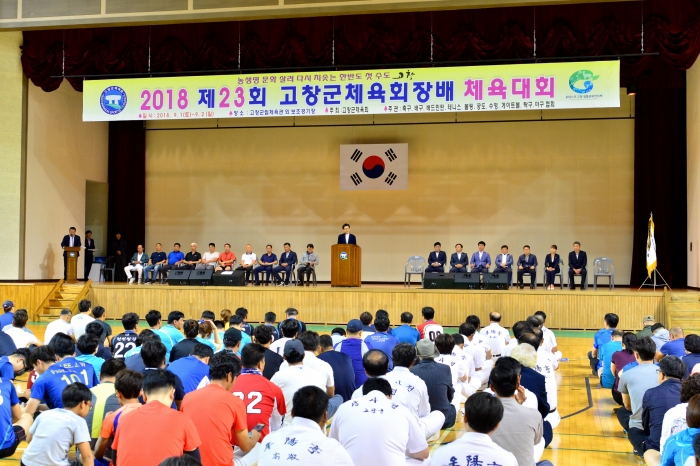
[2,301,13,312]
[347,319,363,333]
[643,316,655,323]
[223,328,242,345]
[283,339,305,357]
[416,339,439,359]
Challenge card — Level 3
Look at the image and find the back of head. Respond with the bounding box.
[434,333,455,355]
[490,357,521,397]
[201,310,216,321]
[363,349,389,377]
[122,312,140,331]
[682,374,700,403]
[651,323,665,333]
[459,323,476,338]
[29,346,56,367]
[604,313,620,328]
[12,309,28,328]
[422,307,435,321]
[622,332,637,354]
[209,351,242,381]
[374,315,390,332]
[62,382,91,408]
[611,330,624,339]
[392,343,417,368]
[49,333,75,358]
[191,343,214,359]
[78,299,91,314]
[85,321,104,338]
[240,343,267,369]
[142,369,176,396]
[634,336,657,361]
[138,329,159,346]
[359,312,373,326]
[264,312,276,324]
[464,392,504,434]
[285,308,299,319]
[687,394,700,429]
[159,456,203,466]
[142,340,167,368]
[534,310,547,322]
[466,315,481,329]
[671,327,685,339]
[235,307,248,319]
[659,355,687,379]
[362,377,392,396]
[253,324,274,345]
[331,327,346,337]
[298,331,320,352]
[512,321,534,340]
[220,309,233,323]
[280,319,299,338]
[518,332,541,350]
[452,333,464,345]
[292,386,329,423]
[686,334,700,354]
[526,315,542,329]
[115,369,143,399]
[101,358,126,380]
[167,311,185,324]
[489,312,502,323]
[511,343,537,368]
[375,309,389,320]
[400,312,413,324]
[77,334,100,356]
[91,306,106,319]
[229,315,244,327]
[145,310,161,327]
[319,335,334,349]
[199,321,214,338]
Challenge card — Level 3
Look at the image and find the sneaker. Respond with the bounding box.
[128,278,135,284]
[276,282,284,287]
[145,281,151,285]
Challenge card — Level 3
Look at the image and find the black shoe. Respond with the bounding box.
[253,282,260,286]
[519,284,524,289]
[530,285,536,289]
[306,283,310,286]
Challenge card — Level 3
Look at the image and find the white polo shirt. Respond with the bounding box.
[241,252,256,266]
[436,353,470,389]
[431,431,518,466]
[202,251,219,265]
[541,326,558,353]
[270,337,293,355]
[350,368,432,419]
[43,319,74,344]
[270,365,327,426]
[329,391,428,465]
[258,416,354,466]
[2,326,39,348]
[463,337,487,371]
[480,322,511,356]
[280,351,334,388]
[472,332,492,353]
[451,345,476,378]
[503,338,519,357]
[71,313,95,340]
[535,347,558,409]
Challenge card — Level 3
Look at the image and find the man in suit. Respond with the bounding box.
[493,245,514,287]
[426,242,447,273]
[111,233,128,281]
[517,245,538,289]
[337,223,357,245]
[83,230,95,281]
[124,244,149,284]
[470,241,491,273]
[61,227,81,280]
[568,241,588,290]
[449,243,468,273]
[272,242,298,286]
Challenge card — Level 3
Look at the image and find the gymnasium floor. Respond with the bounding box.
[0,324,644,465]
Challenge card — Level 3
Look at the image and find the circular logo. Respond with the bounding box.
[362,155,385,179]
[340,252,348,260]
[568,70,599,95]
[100,86,128,115]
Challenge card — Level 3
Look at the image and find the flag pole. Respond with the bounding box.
[639,211,670,291]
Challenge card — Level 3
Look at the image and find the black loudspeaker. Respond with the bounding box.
[423,272,455,289]
[189,269,214,286]
[213,270,247,287]
[167,270,191,286]
[482,273,509,290]
[454,272,480,290]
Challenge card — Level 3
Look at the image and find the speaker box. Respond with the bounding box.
[167,269,191,286]
[189,269,214,286]
[482,273,509,290]
[454,272,480,290]
[213,270,247,287]
[423,272,455,289]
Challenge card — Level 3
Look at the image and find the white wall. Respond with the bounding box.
[24,81,109,279]
[689,61,700,287]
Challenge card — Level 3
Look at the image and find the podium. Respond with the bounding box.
[64,247,81,284]
[331,244,361,287]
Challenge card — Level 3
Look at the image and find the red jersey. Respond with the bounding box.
[417,320,444,341]
[231,371,286,441]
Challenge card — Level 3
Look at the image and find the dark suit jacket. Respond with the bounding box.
[111,238,127,256]
[519,365,550,418]
[411,359,455,424]
[544,253,560,272]
[279,251,298,266]
[263,348,283,380]
[428,251,447,268]
[568,251,587,270]
[61,234,81,257]
[84,238,95,253]
[517,254,538,268]
[450,252,469,268]
[337,233,357,245]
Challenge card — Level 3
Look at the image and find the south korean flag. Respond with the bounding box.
[340,144,408,190]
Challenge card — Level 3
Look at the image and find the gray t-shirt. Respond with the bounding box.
[618,362,659,430]
[490,397,543,466]
[22,409,91,466]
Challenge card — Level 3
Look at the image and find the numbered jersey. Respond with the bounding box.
[421,323,444,342]
[30,367,81,409]
[54,357,99,388]
[231,373,286,441]
[112,331,139,359]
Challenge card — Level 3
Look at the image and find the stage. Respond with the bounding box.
[87,282,667,331]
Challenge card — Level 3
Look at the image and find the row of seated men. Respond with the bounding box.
[426,241,589,289]
[0,300,562,466]
[588,312,700,465]
[121,242,319,286]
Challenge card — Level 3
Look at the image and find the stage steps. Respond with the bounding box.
[665,291,700,335]
[35,280,92,322]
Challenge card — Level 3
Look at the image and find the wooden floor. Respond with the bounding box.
[0,325,643,465]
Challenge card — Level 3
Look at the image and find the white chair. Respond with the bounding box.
[593,257,614,290]
[404,256,426,288]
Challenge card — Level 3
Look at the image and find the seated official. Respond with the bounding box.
[180,243,202,270]
[470,241,491,273]
[254,245,277,286]
[493,245,514,287]
[143,243,167,284]
[568,241,587,290]
[195,243,219,270]
[426,242,447,273]
[544,245,561,290]
[297,244,319,286]
[517,245,538,289]
[124,245,149,284]
[214,243,236,271]
[160,243,186,277]
[235,244,257,283]
[272,243,297,286]
[337,223,357,245]
[449,244,468,273]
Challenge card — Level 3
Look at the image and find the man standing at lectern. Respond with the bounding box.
[61,227,81,280]
[337,223,357,245]
[568,241,588,290]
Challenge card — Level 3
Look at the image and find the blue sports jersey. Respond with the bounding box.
[0,314,13,331]
[31,367,80,409]
[241,332,252,351]
[365,332,400,370]
[0,377,19,450]
[151,329,174,361]
[196,337,216,352]
[593,328,614,350]
[392,324,421,346]
[0,357,14,381]
[161,325,185,345]
[167,356,210,394]
[54,357,99,388]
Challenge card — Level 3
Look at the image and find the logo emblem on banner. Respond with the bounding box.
[100,86,127,115]
[340,144,408,190]
[568,70,599,95]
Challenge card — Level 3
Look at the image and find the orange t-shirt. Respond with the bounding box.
[100,403,141,439]
[219,251,236,264]
[112,401,201,466]
[181,383,248,466]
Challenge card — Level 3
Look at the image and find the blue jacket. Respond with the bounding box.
[494,253,513,268]
[643,379,682,451]
[519,366,550,419]
[660,427,700,466]
[470,252,491,268]
[278,251,298,266]
[334,338,369,387]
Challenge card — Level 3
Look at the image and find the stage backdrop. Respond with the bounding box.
[145,90,634,283]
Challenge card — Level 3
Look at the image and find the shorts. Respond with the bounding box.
[0,425,26,458]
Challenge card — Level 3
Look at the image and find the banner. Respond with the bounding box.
[340,144,408,190]
[646,213,657,278]
[83,61,620,122]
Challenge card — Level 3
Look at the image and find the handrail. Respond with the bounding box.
[68,280,92,314]
[33,279,63,322]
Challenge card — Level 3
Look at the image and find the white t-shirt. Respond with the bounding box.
[463,337,487,371]
[535,347,558,409]
[270,365,327,426]
[452,345,476,378]
[44,319,74,344]
[436,353,469,389]
[361,331,375,340]
[503,338,518,357]
[660,402,689,454]
[280,352,334,388]
[258,417,354,466]
[241,253,257,266]
[351,368,432,419]
[202,251,219,265]
[330,391,428,465]
[480,323,511,356]
[2,325,39,348]
[472,332,492,353]
[432,431,518,466]
[542,326,558,353]
[270,337,293,355]
[71,313,95,340]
